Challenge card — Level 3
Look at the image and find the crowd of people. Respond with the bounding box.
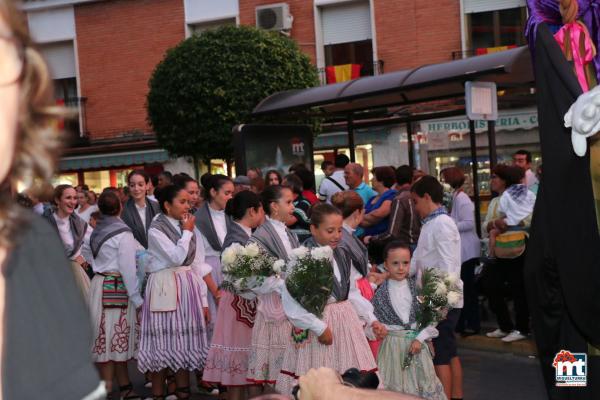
[11,147,540,400]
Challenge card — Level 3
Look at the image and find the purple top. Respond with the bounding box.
[449,191,481,263]
[526,0,600,83]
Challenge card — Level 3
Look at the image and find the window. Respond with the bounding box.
[324,40,374,76]
[468,7,527,50]
[189,18,236,35]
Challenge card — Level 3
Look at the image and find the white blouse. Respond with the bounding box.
[76,204,99,223]
[85,231,143,308]
[384,279,438,343]
[147,215,212,306]
[267,217,293,256]
[136,203,147,230]
[53,213,93,262]
[202,207,228,257]
[281,252,377,336]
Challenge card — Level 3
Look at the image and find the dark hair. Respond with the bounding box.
[341,368,379,390]
[159,171,173,180]
[283,174,303,195]
[173,173,196,189]
[331,191,363,219]
[321,160,333,170]
[260,185,290,216]
[395,165,413,186]
[411,175,444,204]
[334,154,350,168]
[53,184,74,205]
[128,169,149,185]
[98,191,121,216]
[289,163,308,174]
[309,203,342,226]
[372,166,396,188]
[90,211,101,221]
[265,170,283,186]
[16,193,33,209]
[295,168,315,191]
[514,149,532,163]
[225,190,262,221]
[102,186,118,194]
[383,241,411,261]
[206,174,233,201]
[150,175,159,187]
[441,167,466,190]
[493,164,524,188]
[251,177,265,193]
[156,184,186,214]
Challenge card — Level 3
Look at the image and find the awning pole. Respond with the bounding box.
[407,121,415,169]
[347,115,356,162]
[469,120,482,238]
[487,120,497,169]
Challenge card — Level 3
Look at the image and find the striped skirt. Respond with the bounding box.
[378,330,446,399]
[90,274,138,363]
[137,268,208,372]
[205,255,222,343]
[275,301,377,395]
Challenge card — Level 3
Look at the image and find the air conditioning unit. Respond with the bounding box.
[256,3,293,31]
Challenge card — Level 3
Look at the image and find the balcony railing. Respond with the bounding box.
[318,60,384,85]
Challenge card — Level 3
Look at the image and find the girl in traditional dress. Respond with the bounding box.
[276,203,383,395]
[138,185,211,399]
[204,191,265,400]
[43,184,92,301]
[121,170,160,250]
[331,190,384,359]
[86,191,143,399]
[194,174,234,340]
[76,188,99,223]
[372,242,446,399]
[173,174,202,215]
[247,185,299,386]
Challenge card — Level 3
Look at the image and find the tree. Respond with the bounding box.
[147,25,319,162]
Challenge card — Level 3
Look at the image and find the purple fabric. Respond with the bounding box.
[526,0,600,83]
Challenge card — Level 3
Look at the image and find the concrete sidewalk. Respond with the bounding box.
[457,333,537,357]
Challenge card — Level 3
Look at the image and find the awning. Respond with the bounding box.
[253,46,533,118]
[59,149,170,171]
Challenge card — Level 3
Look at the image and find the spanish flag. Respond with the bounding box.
[326,63,361,84]
[475,45,517,55]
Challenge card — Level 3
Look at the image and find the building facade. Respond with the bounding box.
[23,0,536,193]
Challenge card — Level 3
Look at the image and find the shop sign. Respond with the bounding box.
[420,109,538,135]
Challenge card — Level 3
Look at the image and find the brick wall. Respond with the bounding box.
[75,0,185,141]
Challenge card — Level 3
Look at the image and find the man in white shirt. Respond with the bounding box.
[410,175,463,400]
[512,149,538,190]
[318,154,349,203]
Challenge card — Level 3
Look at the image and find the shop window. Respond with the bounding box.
[313,144,373,189]
[83,171,111,193]
[52,173,78,188]
[468,7,527,50]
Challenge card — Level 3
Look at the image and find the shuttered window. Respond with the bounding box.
[40,41,76,80]
[321,1,372,45]
[464,0,525,14]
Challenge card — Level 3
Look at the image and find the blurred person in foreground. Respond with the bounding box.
[0,1,103,398]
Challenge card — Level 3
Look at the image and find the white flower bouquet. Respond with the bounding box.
[221,243,284,294]
[403,268,463,369]
[285,246,334,319]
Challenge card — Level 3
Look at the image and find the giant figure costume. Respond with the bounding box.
[525,1,600,398]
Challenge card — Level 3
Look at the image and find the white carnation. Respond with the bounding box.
[311,246,333,261]
[234,278,244,289]
[434,281,448,296]
[222,244,241,266]
[291,246,309,259]
[273,259,285,274]
[245,243,260,257]
[445,273,460,288]
[447,290,462,308]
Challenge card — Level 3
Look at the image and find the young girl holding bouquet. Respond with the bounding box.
[372,242,446,399]
[276,203,384,395]
[247,185,299,385]
[204,191,264,400]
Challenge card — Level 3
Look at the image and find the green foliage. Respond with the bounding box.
[147,25,320,160]
[285,254,333,318]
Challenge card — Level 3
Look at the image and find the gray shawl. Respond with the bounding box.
[89,216,132,259]
[372,278,419,329]
[303,237,351,302]
[43,208,88,259]
[339,227,369,277]
[222,222,251,249]
[194,202,231,252]
[121,197,160,249]
[150,213,196,266]
[250,220,300,261]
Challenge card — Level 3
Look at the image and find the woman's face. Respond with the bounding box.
[185,181,200,208]
[310,213,343,248]
[77,191,88,207]
[271,188,294,223]
[0,16,20,184]
[267,172,280,186]
[57,188,78,216]
[370,175,384,192]
[210,181,234,210]
[128,174,148,201]
[165,189,191,220]
[490,174,507,193]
